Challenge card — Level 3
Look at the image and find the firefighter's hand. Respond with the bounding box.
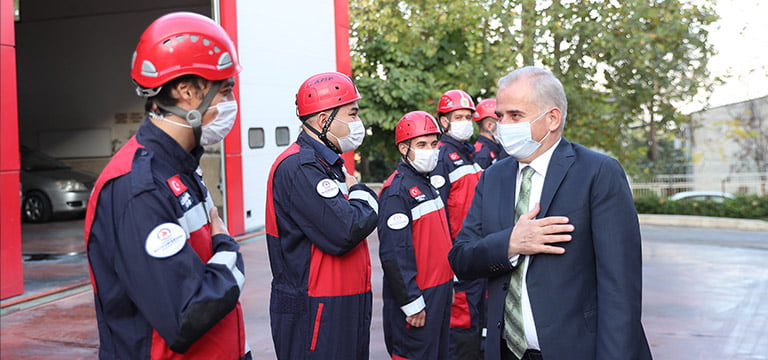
[406,310,426,328]
[210,207,229,236]
[343,166,358,188]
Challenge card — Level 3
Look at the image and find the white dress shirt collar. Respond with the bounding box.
[517,138,561,178]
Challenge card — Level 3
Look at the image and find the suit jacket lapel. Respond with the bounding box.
[539,139,575,217]
[497,159,520,229]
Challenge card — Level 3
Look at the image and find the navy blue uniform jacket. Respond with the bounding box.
[265,131,379,359]
[85,120,248,359]
[448,139,653,360]
[473,135,507,170]
[378,162,454,359]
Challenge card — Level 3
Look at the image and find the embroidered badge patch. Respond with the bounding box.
[387,213,410,230]
[316,178,340,198]
[430,175,446,189]
[145,223,187,258]
[166,175,188,197]
[449,152,460,161]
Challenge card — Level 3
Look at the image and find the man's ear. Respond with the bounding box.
[439,116,450,131]
[314,112,330,129]
[397,142,409,158]
[547,108,563,132]
[169,80,197,106]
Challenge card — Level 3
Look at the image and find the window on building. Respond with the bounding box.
[275,126,290,146]
[248,128,265,149]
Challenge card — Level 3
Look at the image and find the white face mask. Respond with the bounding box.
[496,110,550,159]
[407,147,439,174]
[200,100,238,146]
[448,120,474,141]
[149,100,238,146]
[329,118,366,153]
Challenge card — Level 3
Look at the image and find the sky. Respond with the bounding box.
[681,0,768,113]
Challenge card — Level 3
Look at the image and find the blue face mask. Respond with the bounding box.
[495,110,551,159]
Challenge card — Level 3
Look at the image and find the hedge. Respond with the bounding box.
[633,194,768,220]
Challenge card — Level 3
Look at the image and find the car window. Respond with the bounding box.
[21,150,71,171]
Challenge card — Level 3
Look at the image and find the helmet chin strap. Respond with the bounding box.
[154,81,222,147]
[302,107,342,153]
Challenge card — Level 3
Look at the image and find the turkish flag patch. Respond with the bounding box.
[409,186,423,198]
[449,152,460,161]
[166,175,188,196]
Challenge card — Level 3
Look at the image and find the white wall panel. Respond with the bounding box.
[236,1,338,231]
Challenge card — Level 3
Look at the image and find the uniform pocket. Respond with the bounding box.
[310,302,325,351]
[583,307,597,333]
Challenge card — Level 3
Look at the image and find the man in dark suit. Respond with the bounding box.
[448,66,653,360]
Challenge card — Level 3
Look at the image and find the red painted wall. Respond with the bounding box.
[1,0,25,299]
[219,0,245,236]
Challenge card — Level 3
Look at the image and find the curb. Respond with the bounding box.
[638,214,768,231]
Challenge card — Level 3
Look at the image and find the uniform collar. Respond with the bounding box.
[136,119,203,173]
[441,135,474,155]
[477,135,497,146]
[298,131,343,166]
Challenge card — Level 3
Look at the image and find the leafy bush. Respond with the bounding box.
[633,194,768,220]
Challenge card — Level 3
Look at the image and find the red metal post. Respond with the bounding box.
[219,0,245,236]
[0,0,24,299]
[334,0,357,176]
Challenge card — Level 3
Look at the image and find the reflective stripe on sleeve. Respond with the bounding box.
[349,189,379,214]
[208,251,245,292]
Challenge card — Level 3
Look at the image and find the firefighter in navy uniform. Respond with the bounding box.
[473,99,507,169]
[378,111,455,360]
[84,12,250,359]
[265,72,379,359]
[429,89,485,360]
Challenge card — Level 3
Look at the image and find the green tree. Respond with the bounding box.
[350,0,718,182]
[351,0,513,180]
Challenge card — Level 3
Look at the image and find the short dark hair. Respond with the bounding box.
[145,75,208,114]
[478,117,495,128]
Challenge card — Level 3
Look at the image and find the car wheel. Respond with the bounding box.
[22,191,52,223]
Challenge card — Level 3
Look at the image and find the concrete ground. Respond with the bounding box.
[1,216,767,359]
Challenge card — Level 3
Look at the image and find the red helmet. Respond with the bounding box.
[437,89,475,115]
[131,12,242,95]
[395,111,441,144]
[473,98,499,122]
[296,72,362,117]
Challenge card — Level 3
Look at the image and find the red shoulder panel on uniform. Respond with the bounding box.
[379,170,399,196]
[83,136,144,293]
[265,143,302,238]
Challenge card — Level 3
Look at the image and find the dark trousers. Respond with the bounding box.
[500,342,543,360]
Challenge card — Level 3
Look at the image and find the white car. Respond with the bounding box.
[668,191,735,203]
[20,147,96,222]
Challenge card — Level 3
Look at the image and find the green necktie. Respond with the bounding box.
[503,166,535,358]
